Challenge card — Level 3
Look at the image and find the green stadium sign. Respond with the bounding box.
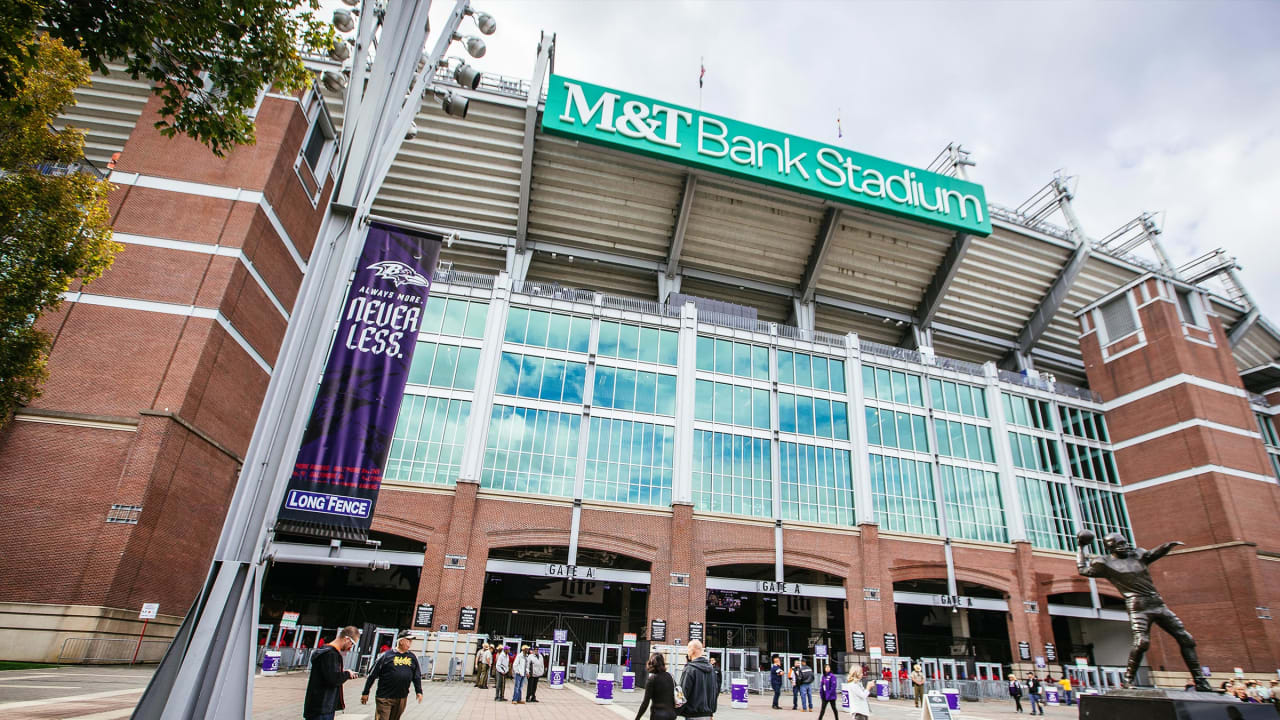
[542,75,992,237]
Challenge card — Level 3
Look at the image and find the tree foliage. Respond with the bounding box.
[3,0,335,156]
[0,34,117,427]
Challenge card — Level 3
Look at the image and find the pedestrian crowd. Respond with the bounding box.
[1218,679,1278,706]
[473,640,546,703]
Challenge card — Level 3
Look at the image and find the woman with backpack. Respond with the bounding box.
[1007,674,1024,713]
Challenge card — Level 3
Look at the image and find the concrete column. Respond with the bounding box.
[671,303,698,504]
[845,334,876,525]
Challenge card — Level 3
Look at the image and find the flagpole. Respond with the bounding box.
[699,56,704,110]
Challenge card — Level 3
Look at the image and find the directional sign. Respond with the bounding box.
[280,611,299,629]
[139,603,159,620]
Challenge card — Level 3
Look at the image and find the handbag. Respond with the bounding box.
[674,682,686,708]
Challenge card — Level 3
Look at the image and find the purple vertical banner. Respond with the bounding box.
[277,221,442,539]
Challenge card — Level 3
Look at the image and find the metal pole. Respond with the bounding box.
[132,618,149,665]
[129,1,485,716]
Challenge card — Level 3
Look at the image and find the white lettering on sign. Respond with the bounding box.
[937,595,974,608]
[758,581,804,595]
[545,563,596,580]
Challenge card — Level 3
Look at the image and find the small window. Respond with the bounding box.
[1175,289,1203,327]
[107,504,143,524]
[1099,294,1138,342]
[302,111,336,176]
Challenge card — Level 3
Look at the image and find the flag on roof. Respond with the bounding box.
[837,108,843,139]
[699,59,705,89]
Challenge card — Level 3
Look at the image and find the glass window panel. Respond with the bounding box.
[865,407,880,445]
[778,351,795,386]
[753,346,770,381]
[780,393,797,433]
[495,352,519,395]
[714,339,733,374]
[929,379,945,409]
[830,360,846,392]
[949,422,966,458]
[795,353,812,388]
[733,385,752,426]
[619,323,640,360]
[973,387,988,417]
[896,411,914,450]
[964,423,981,460]
[907,374,923,406]
[547,313,571,350]
[429,344,459,387]
[454,347,480,389]
[407,342,436,385]
[659,330,679,366]
[797,396,816,435]
[525,310,550,348]
[696,335,714,371]
[422,296,446,334]
[714,382,734,424]
[957,385,975,416]
[942,382,959,414]
[517,356,542,398]
[462,302,487,338]
[979,427,994,463]
[695,379,714,421]
[814,399,833,438]
[733,343,751,378]
[862,366,876,398]
[505,307,528,344]
[598,321,620,357]
[832,402,849,440]
[657,374,677,416]
[639,327,660,364]
[569,316,591,353]
[540,359,565,402]
[812,357,830,390]
[753,388,770,430]
[635,371,657,414]
[912,414,929,453]
[441,299,468,336]
[615,368,637,411]
[887,371,906,404]
[880,408,898,447]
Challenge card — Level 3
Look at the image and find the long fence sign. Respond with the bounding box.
[277,221,442,539]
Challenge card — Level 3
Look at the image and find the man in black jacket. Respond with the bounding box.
[678,640,717,719]
[304,626,360,720]
[360,630,423,720]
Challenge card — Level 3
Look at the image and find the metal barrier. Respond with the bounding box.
[58,637,170,664]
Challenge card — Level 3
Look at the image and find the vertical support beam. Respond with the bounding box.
[845,333,875,525]
[665,173,698,281]
[568,501,582,566]
[774,521,784,583]
[907,232,971,347]
[984,361,1028,542]
[671,302,698,504]
[658,272,682,304]
[458,273,512,482]
[514,31,554,255]
[798,207,841,305]
[1007,241,1089,368]
[791,298,815,332]
[504,246,532,285]
[943,539,958,597]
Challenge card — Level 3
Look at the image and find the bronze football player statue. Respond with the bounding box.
[1076,530,1212,692]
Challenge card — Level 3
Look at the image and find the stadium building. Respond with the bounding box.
[2,33,1278,688]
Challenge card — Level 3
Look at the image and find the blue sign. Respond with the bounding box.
[553,629,568,643]
[284,489,372,519]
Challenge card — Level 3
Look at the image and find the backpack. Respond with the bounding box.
[800,666,815,685]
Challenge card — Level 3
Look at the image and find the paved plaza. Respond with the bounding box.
[0,665,1094,719]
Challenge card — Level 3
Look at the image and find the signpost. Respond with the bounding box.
[623,633,637,648]
[554,629,568,643]
[815,644,828,660]
[133,603,159,664]
[280,611,299,629]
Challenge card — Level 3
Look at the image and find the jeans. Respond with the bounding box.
[793,683,800,709]
[799,683,812,710]
[1030,693,1042,714]
[511,674,526,701]
[772,684,782,707]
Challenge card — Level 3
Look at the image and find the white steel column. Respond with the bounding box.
[567,301,603,565]
[845,333,875,525]
[457,273,512,483]
[670,302,698,504]
[984,362,1028,542]
[771,341,784,583]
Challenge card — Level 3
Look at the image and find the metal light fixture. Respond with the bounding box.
[437,90,468,118]
[453,33,486,58]
[405,123,419,140]
[472,11,497,35]
[333,8,355,33]
[339,0,358,5]
[329,39,352,62]
[453,62,481,90]
[321,70,347,93]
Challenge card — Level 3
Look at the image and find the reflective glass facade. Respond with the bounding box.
[384,287,1136,543]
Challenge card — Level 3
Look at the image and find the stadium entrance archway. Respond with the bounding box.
[480,546,650,668]
[704,563,847,677]
[893,579,1012,680]
[1047,591,1135,689]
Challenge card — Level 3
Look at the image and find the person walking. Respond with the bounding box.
[678,640,718,720]
[526,647,544,702]
[493,644,510,701]
[816,663,839,719]
[796,658,814,712]
[846,665,873,720]
[511,645,530,704]
[710,656,723,694]
[475,643,490,689]
[769,655,785,709]
[360,631,423,720]
[1007,675,1024,713]
[1026,673,1044,715]
[909,664,925,708]
[303,626,360,720]
[1059,675,1073,706]
[634,652,676,720]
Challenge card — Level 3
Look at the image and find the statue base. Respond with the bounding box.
[1079,688,1276,719]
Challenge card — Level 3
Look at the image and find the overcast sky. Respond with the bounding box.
[416,0,1280,319]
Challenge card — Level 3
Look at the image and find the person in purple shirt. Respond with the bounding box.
[817,663,840,719]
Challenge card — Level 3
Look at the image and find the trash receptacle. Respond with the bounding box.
[731,678,749,709]
[595,673,614,704]
[261,650,281,676]
[622,672,635,692]
[875,680,889,700]
[550,666,565,689]
[943,688,960,710]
